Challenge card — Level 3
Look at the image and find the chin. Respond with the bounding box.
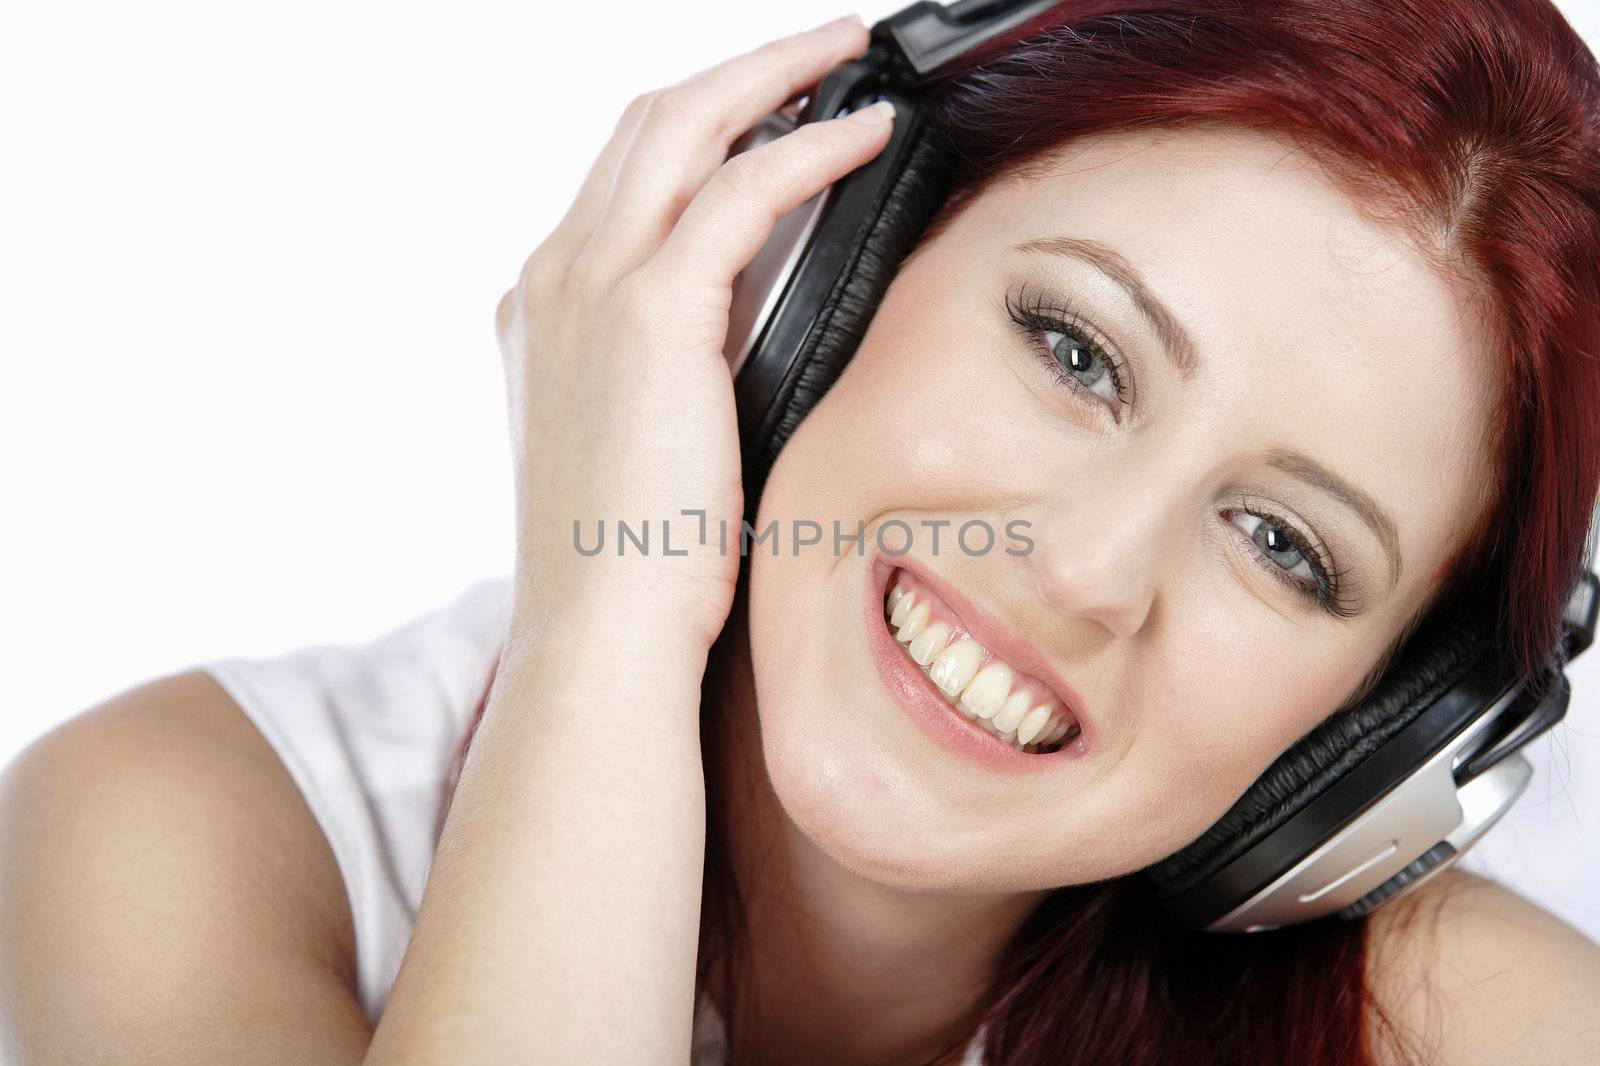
[760,721,984,894]
[746,557,958,892]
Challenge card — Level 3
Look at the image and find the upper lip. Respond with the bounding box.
[883,554,1094,740]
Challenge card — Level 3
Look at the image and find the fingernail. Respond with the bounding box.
[818,13,866,33]
[846,99,896,125]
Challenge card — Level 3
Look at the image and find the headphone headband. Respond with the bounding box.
[873,0,1061,81]
[724,0,1599,932]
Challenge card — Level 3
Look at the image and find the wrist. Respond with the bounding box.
[488,621,711,777]
[503,585,716,695]
[508,555,728,654]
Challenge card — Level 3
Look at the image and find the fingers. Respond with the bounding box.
[574,14,870,276]
[649,100,895,287]
[534,92,655,268]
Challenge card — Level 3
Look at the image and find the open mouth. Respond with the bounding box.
[881,565,1083,756]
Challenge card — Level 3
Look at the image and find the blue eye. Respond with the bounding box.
[1004,286,1131,420]
[1226,501,1358,619]
[1042,329,1125,407]
[1002,284,1361,621]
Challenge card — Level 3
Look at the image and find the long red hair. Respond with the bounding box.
[456,2,1600,1062]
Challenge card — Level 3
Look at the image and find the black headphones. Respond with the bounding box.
[720,0,1599,932]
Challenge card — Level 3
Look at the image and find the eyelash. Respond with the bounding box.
[1228,497,1359,618]
[1003,284,1132,418]
[1002,282,1357,619]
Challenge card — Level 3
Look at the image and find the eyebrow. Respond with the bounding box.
[1265,447,1403,592]
[1016,234,1402,593]
[1014,235,1201,380]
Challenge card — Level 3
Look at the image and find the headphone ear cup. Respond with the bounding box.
[1142,593,1504,904]
[741,121,952,500]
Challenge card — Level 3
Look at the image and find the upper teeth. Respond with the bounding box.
[885,577,1077,752]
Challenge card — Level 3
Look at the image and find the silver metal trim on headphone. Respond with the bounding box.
[1205,680,1529,932]
[879,0,1062,79]
[722,100,834,377]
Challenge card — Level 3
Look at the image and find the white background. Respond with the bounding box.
[3,0,1599,938]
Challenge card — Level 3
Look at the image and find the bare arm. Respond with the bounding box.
[1365,867,1600,1065]
[2,15,891,1065]
[364,14,892,1064]
[0,670,372,1066]
[362,625,712,1064]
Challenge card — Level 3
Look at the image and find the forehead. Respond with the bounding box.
[950,123,1497,565]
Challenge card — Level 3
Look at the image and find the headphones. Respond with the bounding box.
[720,0,1600,932]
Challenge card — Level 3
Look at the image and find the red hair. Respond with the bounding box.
[456,2,1600,1062]
[921,0,1600,691]
[707,2,1600,1063]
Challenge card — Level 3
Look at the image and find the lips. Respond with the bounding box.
[863,555,1092,771]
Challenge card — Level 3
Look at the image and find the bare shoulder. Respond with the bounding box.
[1364,865,1600,1066]
[0,669,370,1065]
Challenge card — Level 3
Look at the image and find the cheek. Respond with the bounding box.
[764,281,1058,530]
[1102,608,1371,863]
[744,569,973,890]
[737,252,1394,889]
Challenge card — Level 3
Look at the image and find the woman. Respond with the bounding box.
[3,1,1599,1063]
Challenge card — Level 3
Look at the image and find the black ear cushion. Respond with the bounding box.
[744,119,954,495]
[743,100,1510,908]
[1142,596,1504,899]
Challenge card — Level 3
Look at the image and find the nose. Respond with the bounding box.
[1013,474,1175,640]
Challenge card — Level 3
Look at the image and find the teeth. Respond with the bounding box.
[929,639,982,699]
[959,661,1013,719]
[1016,704,1056,746]
[895,599,930,643]
[992,690,1034,733]
[1044,717,1078,746]
[883,573,1079,754]
[889,590,916,628]
[907,621,952,666]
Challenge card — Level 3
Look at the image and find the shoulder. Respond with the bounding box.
[0,669,369,1063]
[1363,865,1600,1066]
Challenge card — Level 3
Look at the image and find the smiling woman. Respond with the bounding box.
[728,114,1512,1057]
[3,2,1600,1066]
[706,0,1600,1061]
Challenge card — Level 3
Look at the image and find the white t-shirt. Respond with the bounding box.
[199,575,985,1064]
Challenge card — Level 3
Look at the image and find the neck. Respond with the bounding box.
[701,587,1047,1066]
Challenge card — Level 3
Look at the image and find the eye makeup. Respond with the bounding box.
[1000,279,1363,620]
[1003,282,1133,423]
[1225,496,1360,618]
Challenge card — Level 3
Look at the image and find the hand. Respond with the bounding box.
[494,14,894,653]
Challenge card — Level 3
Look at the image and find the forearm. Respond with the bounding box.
[364,613,711,1066]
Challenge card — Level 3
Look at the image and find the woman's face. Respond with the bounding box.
[746,123,1496,893]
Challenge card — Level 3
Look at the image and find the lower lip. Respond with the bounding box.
[863,555,1086,775]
